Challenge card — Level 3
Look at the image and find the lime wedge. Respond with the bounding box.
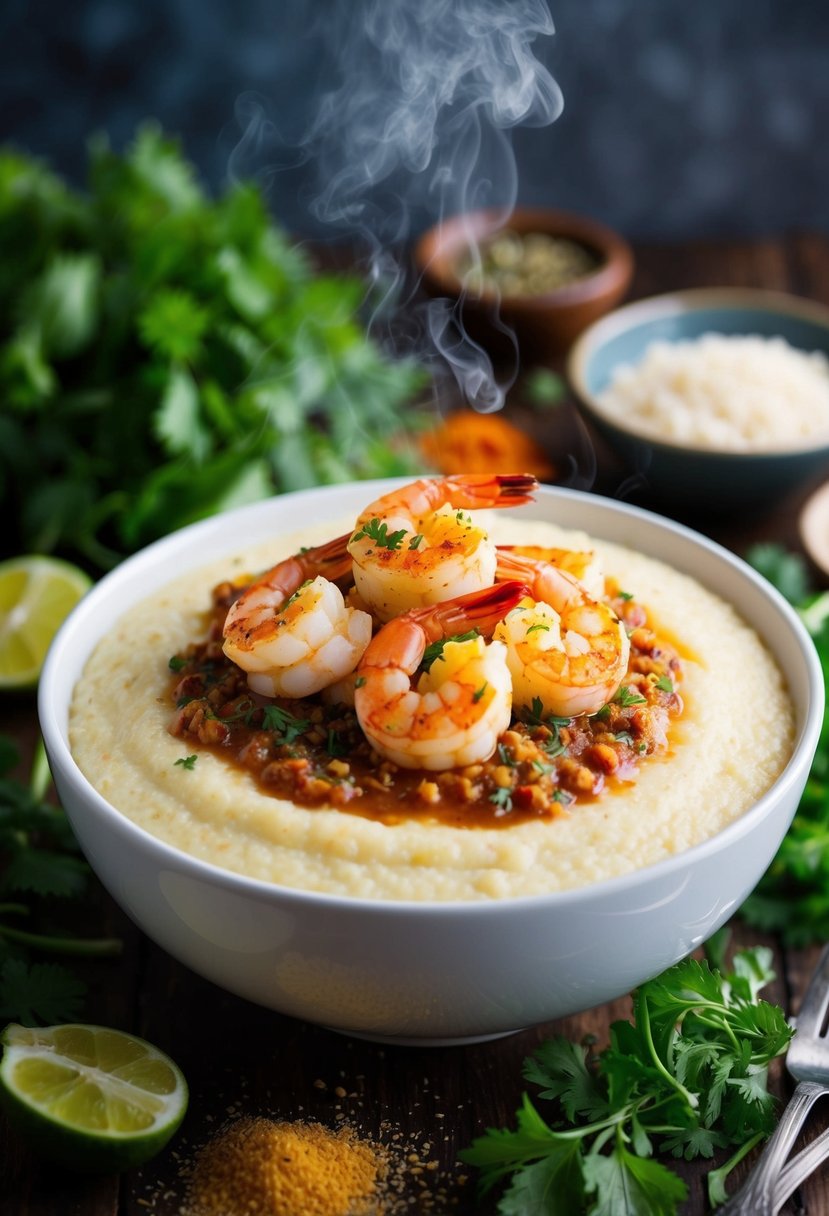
[0,1023,188,1172]
[0,556,92,689]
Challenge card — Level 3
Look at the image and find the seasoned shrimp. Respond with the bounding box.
[354,581,529,770]
[494,552,630,718]
[222,534,372,698]
[348,473,537,622]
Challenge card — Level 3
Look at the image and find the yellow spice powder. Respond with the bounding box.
[181,1117,384,1216]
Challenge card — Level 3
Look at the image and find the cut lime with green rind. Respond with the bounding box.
[0,556,92,690]
[0,1022,188,1172]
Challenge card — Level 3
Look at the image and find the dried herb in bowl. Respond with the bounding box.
[457,230,602,298]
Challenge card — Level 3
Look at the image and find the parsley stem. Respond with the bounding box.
[30,738,52,803]
[636,990,698,1111]
[707,1130,766,1208]
[0,924,123,957]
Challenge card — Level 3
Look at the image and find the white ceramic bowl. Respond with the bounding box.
[39,483,823,1045]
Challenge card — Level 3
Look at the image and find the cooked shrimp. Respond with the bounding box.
[497,544,605,600]
[222,534,371,698]
[494,552,630,718]
[348,473,537,622]
[354,580,529,770]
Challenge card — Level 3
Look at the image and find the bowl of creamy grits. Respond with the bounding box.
[39,480,822,1044]
[567,288,829,511]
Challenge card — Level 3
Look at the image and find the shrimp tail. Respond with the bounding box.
[446,473,538,508]
[295,532,353,584]
[415,580,531,642]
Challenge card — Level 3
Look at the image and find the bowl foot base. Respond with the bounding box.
[323,1025,525,1047]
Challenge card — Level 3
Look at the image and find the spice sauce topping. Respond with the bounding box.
[167,577,684,829]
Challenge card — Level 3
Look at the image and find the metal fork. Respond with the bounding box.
[719,944,829,1215]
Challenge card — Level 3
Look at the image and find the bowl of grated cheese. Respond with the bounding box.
[567,288,829,511]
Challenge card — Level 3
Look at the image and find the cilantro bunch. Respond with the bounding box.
[462,948,792,1214]
[0,127,426,571]
[739,545,829,944]
[0,737,121,1025]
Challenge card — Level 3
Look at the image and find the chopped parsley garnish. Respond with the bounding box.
[489,786,513,813]
[351,517,407,551]
[655,674,674,693]
[262,704,310,744]
[168,655,187,672]
[526,623,550,635]
[497,742,518,768]
[613,731,635,747]
[618,589,634,601]
[421,630,479,673]
[354,676,367,689]
[326,728,348,757]
[174,754,198,770]
[532,758,555,776]
[472,682,488,703]
[282,578,312,609]
[615,685,648,708]
[409,533,424,550]
[540,734,567,760]
[551,788,575,805]
[521,697,571,731]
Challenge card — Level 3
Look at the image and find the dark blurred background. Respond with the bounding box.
[1,0,825,241]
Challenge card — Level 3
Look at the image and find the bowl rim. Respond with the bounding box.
[413,205,634,311]
[567,287,829,459]
[39,481,824,916]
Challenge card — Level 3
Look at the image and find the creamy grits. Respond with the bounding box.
[69,516,794,901]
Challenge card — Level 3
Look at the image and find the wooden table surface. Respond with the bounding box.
[4,233,829,1215]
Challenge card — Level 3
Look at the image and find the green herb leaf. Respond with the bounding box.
[614,687,648,708]
[0,958,86,1026]
[583,1145,687,1216]
[524,367,566,410]
[745,542,810,604]
[168,655,187,672]
[262,704,310,744]
[351,518,407,551]
[489,787,513,813]
[421,630,479,673]
[174,754,198,770]
[655,676,673,694]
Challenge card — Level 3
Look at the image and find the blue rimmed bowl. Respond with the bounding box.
[567,288,829,511]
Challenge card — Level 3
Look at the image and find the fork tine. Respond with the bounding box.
[792,944,829,1037]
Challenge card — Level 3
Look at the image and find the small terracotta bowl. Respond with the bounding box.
[413,207,634,361]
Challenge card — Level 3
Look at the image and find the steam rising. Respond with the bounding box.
[234,0,563,412]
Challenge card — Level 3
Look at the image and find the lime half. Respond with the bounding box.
[0,556,92,689]
[0,1023,188,1172]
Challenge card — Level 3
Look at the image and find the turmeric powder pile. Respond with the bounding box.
[180,1117,385,1216]
[419,408,556,480]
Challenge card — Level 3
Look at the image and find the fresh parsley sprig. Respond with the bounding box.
[0,736,123,1025]
[461,947,791,1215]
[740,545,829,944]
[0,132,426,571]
